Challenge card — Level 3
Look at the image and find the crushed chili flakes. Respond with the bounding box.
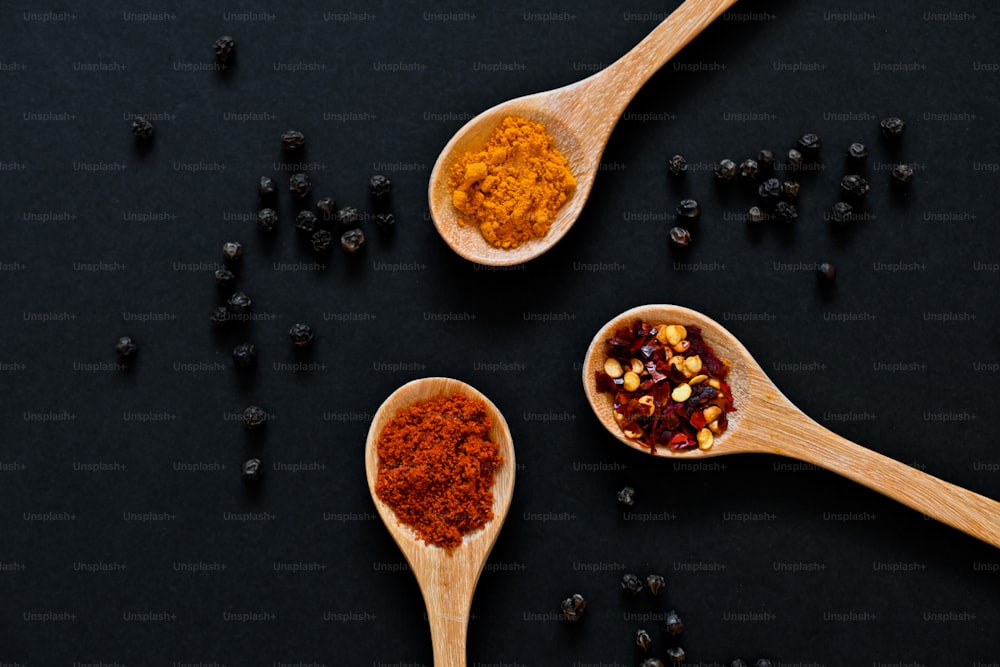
[375,393,502,551]
[595,322,735,453]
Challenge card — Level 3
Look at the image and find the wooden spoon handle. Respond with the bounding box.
[422,564,476,667]
[771,420,1000,548]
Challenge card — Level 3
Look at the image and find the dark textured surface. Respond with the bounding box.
[1,1,998,664]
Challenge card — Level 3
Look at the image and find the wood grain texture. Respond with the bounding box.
[429,0,742,266]
[583,304,1000,548]
[365,378,516,667]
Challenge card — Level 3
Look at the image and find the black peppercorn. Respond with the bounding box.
[757,149,775,170]
[757,177,781,204]
[891,163,914,188]
[665,647,686,664]
[316,197,336,221]
[621,573,644,595]
[227,291,252,315]
[560,594,586,621]
[335,206,360,229]
[258,176,277,200]
[781,180,800,199]
[241,457,263,482]
[714,158,737,183]
[646,574,665,596]
[295,210,318,234]
[847,142,869,161]
[676,199,700,221]
[116,336,137,360]
[222,241,243,263]
[289,172,311,198]
[840,174,870,199]
[753,660,773,667]
[664,610,684,635]
[232,343,256,369]
[773,201,798,224]
[341,228,366,253]
[635,628,652,652]
[667,154,687,176]
[374,212,396,232]
[288,323,314,348]
[369,174,391,200]
[210,306,230,327]
[243,405,267,430]
[257,207,278,233]
[213,35,235,63]
[817,262,837,283]
[747,205,766,224]
[739,158,759,182]
[669,226,691,248]
[830,201,854,225]
[797,132,821,158]
[880,116,905,139]
[215,268,236,290]
[617,486,635,506]
[641,660,665,667]
[281,129,305,152]
[131,117,154,140]
[786,148,803,170]
[310,229,335,254]
[730,660,749,667]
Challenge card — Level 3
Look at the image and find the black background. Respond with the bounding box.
[1,1,998,665]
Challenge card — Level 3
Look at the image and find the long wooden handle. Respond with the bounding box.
[771,420,1000,548]
[421,561,477,667]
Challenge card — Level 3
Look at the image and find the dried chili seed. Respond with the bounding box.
[341,228,366,253]
[840,174,870,199]
[646,574,665,596]
[369,174,391,200]
[210,306,229,327]
[116,336,137,360]
[222,241,243,263]
[288,323,314,348]
[257,207,278,233]
[232,342,256,369]
[817,262,837,283]
[714,158,737,183]
[664,610,684,635]
[227,291,252,315]
[316,197,336,221]
[241,458,263,482]
[310,229,335,254]
[880,116,905,139]
[617,486,635,506]
[289,172,311,198]
[757,149,775,170]
[560,594,586,621]
[665,647,686,664]
[847,142,869,161]
[797,132,821,158]
[295,210,318,234]
[830,201,854,225]
[131,117,154,140]
[781,180,800,199]
[669,226,691,248]
[773,201,797,224]
[374,212,396,232]
[757,177,781,204]
[621,573,644,595]
[213,35,235,63]
[243,405,267,430]
[739,158,759,182]
[786,148,803,169]
[747,205,766,224]
[258,176,277,200]
[281,129,305,152]
[676,199,700,220]
[635,628,652,652]
[215,268,236,290]
[667,154,687,176]
[891,163,914,188]
[335,206,360,229]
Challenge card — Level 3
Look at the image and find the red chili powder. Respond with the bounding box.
[375,393,503,551]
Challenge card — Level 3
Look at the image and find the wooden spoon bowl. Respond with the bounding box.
[583,304,1000,548]
[365,377,516,667]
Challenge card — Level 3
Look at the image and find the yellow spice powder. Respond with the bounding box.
[449,116,576,249]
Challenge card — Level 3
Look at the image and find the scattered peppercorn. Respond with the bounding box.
[289,172,311,198]
[797,132,821,158]
[664,610,684,636]
[222,241,243,263]
[635,628,652,652]
[891,163,914,188]
[757,149,775,170]
[243,405,267,430]
[232,343,256,369]
[730,660,748,667]
[316,197,336,221]
[257,207,278,232]
[880,116,905,139]
[840,174,870,199]
[830,201,854,225]
[641,659,665,667]
[341,228,366,253]
[747,205,766,224]
[646,574,665,596]
[781,180,800,199]
[669,226,691,248]
[617,485,635,507]
[241,458,263,483]
[281,130,305,152]
[714,158,737,183]
[131,117,154,140]
[310,229,335,254]
[560,594,586,621]
[116,336,137,360]
[374,212,396,232]
[786,148,803,170]
[847,142,869,161]
[754,660,773,667]
[817,262,837,283]
[288,323,314,348]
[213,35,235,63]
[739,158,759,182]
[335,206,360,228]
[667,154,687,176]
[369,174,391,200]
[676,199,700,220]
[773,201,797,224]
[210,306,229,327]
[227,291,252,315]
[757,177,781,204]
[258,176,277,200]
[215,268,236,289]
[665,647,686,664]
[295,210,318,234]
[621,573,644,595]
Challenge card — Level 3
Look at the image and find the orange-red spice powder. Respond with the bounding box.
[374,393,502,551]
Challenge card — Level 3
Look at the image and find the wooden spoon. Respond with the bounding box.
[365,377,516,667]
[583,304,1000,548]
[428,0,741,266]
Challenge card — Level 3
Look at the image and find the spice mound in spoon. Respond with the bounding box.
[594,321,735,453]
[374,393,503,550]
[448,116,576,250]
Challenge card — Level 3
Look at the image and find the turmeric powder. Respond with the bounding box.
[449,116,576,249]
